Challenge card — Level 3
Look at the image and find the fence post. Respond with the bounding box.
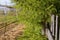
[51,14,55,36]
[4,8,7,40]
[55,15,58,40]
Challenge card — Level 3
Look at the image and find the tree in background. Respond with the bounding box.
[12,0,60,40]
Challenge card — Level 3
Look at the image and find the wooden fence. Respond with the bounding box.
[42,14,60,40]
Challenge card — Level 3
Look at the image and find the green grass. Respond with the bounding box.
[0,12,19,28]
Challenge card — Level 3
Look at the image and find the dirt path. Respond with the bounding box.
[0,23,25,40]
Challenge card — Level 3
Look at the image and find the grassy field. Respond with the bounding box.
[0,11,19,28]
